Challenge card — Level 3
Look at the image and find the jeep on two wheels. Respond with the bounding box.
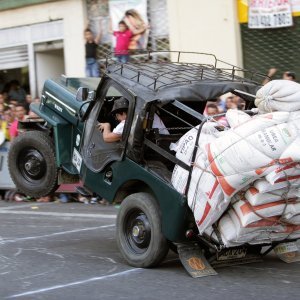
[8,51,298,276]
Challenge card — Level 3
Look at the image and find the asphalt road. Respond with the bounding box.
[0,201,299,300]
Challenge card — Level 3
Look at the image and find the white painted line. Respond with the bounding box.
[0,210,116,219]
[0,203,48,210]
[7,268,141,298]
[0,224,115,245]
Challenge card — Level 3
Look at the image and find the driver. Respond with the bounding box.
[98,97,170,143]
[97,97,128,143]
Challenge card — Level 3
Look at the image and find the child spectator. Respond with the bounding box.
[112,20,132,64]
[110,18,147,63]
[84,24,102,77]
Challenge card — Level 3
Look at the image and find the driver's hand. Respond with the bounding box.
[97,122,110,132]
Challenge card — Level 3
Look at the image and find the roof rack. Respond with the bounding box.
[105,50,268,92]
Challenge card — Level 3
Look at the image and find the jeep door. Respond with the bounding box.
[78,78,136,190]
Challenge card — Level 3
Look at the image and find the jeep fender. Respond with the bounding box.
[30,103,74,168]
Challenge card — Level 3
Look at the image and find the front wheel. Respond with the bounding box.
[116,192,169,268]
[8,131,58,198]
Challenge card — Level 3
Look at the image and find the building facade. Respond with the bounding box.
[0,0,86,97]
[1,0,299,98]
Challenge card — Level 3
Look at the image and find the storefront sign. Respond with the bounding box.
[248,0,293,28]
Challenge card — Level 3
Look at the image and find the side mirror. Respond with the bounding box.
[77,91,96,122]
[76,87,89,102]
[87,90,96,101]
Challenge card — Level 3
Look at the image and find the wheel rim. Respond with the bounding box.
[17,147,47,183]
[124,209,151,254]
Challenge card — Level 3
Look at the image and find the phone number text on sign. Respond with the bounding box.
[248,0,293,29]
[249,12,293,28]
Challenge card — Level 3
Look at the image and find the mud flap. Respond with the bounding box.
[177,243,217,278]
[274,242,300,263]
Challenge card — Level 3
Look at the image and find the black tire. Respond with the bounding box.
[8,131,58,198]
[116,192,169,268]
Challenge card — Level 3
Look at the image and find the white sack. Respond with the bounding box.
[245,186,300,206]
[233,197,300,227]
[255,80,300,113]
[226,109,251,128]
[172,122,219,165]
[265,163,300,185]
[254,177,300,193]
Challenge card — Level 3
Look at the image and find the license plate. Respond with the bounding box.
[274,242,298,255]
[217,248,247,261]
[72,148,82,172]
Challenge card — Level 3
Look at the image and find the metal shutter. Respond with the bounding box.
[241,17,300,80]
[0,45,28,70]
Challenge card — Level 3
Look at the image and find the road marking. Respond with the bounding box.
[7,268,141,298]
[0,203,48,210]
[0,210,116,219]
[0,224,114,245]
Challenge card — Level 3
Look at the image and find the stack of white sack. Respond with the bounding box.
[171,80,300,245]
[218,193,300,247]
[213,80,300,246]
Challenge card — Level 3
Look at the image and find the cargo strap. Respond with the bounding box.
[212,223,225,250]
[144,138,190,171]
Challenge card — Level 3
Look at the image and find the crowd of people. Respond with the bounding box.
[0,80,38,142]
[0,80,108,205]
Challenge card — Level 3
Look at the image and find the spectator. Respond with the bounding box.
[1,107,14,141]
[9,103,26,140]
[283,71,296,81]
[8,80,26,104]
[84,23,102,77]
[25,94,32,113]
[0,93,5,105]
[124,9,148,50]
[206,103,219,116]
[216,96,226,112]
[225,95,237,110]
[263,68,297,85]
[205,103,228,127]
[110,20,133,64]
[237,98,246,110]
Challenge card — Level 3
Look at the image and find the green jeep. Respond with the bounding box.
[8,52,277,275]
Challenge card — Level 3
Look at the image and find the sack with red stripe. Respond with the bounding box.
[187,162,228,234]
[217,210,285,247]
[232,196,300,227]
[254,176,300,193]
[245,186,300,206]
[265,162,300,185]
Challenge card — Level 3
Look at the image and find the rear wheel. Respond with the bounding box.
[116,192,169,268]
[8,131,58,198]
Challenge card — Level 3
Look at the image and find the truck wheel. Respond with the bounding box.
[116,192,169,268]
[8,131,58,198]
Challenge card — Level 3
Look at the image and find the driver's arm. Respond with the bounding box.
[97,123,122,143]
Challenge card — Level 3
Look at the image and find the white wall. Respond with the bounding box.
[0,0,86,77]
[167,0,242,67]
[36,49,65,96]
